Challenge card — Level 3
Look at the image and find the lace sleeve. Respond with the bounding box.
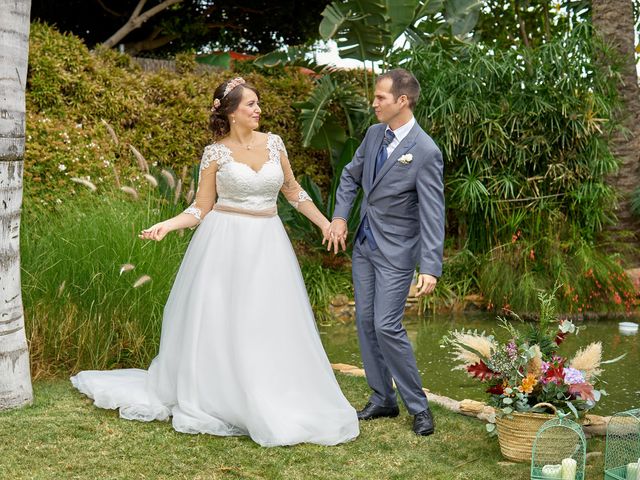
[184,145,218,222]
[275,135,312,210]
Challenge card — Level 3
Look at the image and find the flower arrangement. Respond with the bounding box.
[442,289,609,425]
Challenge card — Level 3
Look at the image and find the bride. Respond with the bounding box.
[71,77,359,447]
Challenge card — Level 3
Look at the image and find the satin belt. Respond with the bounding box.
[213,204,277,217]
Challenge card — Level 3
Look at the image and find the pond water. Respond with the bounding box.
[319,313,639,416]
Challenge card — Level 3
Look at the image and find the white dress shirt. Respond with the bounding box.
[386,116,415,157]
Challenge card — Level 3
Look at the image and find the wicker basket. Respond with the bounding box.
[495,402,558,463]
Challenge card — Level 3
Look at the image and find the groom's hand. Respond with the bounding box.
[415,274,437,297]
[323,218,348,254]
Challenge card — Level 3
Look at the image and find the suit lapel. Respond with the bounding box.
[371,123,420,191]
[368,126,385,190]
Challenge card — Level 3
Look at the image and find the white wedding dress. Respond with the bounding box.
[71,133,359,447]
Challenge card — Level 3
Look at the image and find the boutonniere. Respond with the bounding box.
[398,153,413,164]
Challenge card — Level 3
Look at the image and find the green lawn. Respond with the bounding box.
[0,375,604,479]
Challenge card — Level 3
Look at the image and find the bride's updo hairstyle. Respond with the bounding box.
[209,77,260,138]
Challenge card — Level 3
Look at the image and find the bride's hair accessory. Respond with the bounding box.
[223,77,246,97]
[211,77,246,113]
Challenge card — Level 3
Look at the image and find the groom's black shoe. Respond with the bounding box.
[357,402,400,421]
[413,408,435,436]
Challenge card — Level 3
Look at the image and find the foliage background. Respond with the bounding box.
[21,22,638,376]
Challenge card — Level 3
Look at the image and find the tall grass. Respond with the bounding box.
[21,190,353,377]
[21,191,191,377]
[300,260,352,325]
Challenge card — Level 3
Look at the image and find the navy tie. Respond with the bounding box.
[356,128,396,250]
[374,129,395,180]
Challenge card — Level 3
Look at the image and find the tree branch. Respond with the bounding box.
[95,0,127,17]
[512,0,530,48]
[541,0,552,41]
[102,0,182,49]
[132,0,148,19]
[126,34,179,55]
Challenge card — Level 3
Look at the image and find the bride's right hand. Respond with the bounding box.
[139,221,171,241]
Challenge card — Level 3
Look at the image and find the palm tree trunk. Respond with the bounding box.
[592,0,640,258]
[0,0,33,410]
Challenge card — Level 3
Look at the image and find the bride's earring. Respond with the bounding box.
[232,116,236,124]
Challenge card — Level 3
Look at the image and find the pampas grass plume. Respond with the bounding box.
[570,342,602,380]
[450,331,496,369]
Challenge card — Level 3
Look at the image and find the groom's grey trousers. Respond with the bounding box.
[352,237,428,415]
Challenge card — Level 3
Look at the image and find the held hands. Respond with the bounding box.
[415,274,437,297]
[139,221,171,241]
[323,218,348,254]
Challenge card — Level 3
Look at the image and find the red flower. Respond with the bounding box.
[543,363,565,385]
[486,383,505,395]
[467,361,500,381]
[554,331,567,345]
[568,382,595,402]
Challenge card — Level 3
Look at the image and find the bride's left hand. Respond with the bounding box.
[139,221,171,241]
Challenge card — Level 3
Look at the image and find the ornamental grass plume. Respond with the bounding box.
[161,169,176,189]
[129,145,149,173]
[70,177,97,191]
[119,263,135,276]
[120,186,139,200]
[569,342,602,380]
[133,275,151,288]
[100,118,119,146]
[449,331,496,369]
[174,179,182,205]
[143,174,158,188]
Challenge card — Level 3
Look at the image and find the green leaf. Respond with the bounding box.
[319,3,348,40]
[485,423,496,433]
[309,115,347,153]
[298,76,339,147]
[600,353,626,365]
[383,0,420,39]
[319,0,388,61]
[501,407,513,415]
[444,0,482,37]
[502,397,513,405]
[253,46,317,70]
[565,401,579,419]
[326,137,359,218]
[196,53,231,69]
[414,0,445,18]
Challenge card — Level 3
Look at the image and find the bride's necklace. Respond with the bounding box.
[229,132,255,150]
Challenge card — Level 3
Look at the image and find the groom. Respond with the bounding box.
[325,68,444,436]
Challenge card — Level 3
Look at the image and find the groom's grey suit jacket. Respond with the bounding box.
[333,121,444,276]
